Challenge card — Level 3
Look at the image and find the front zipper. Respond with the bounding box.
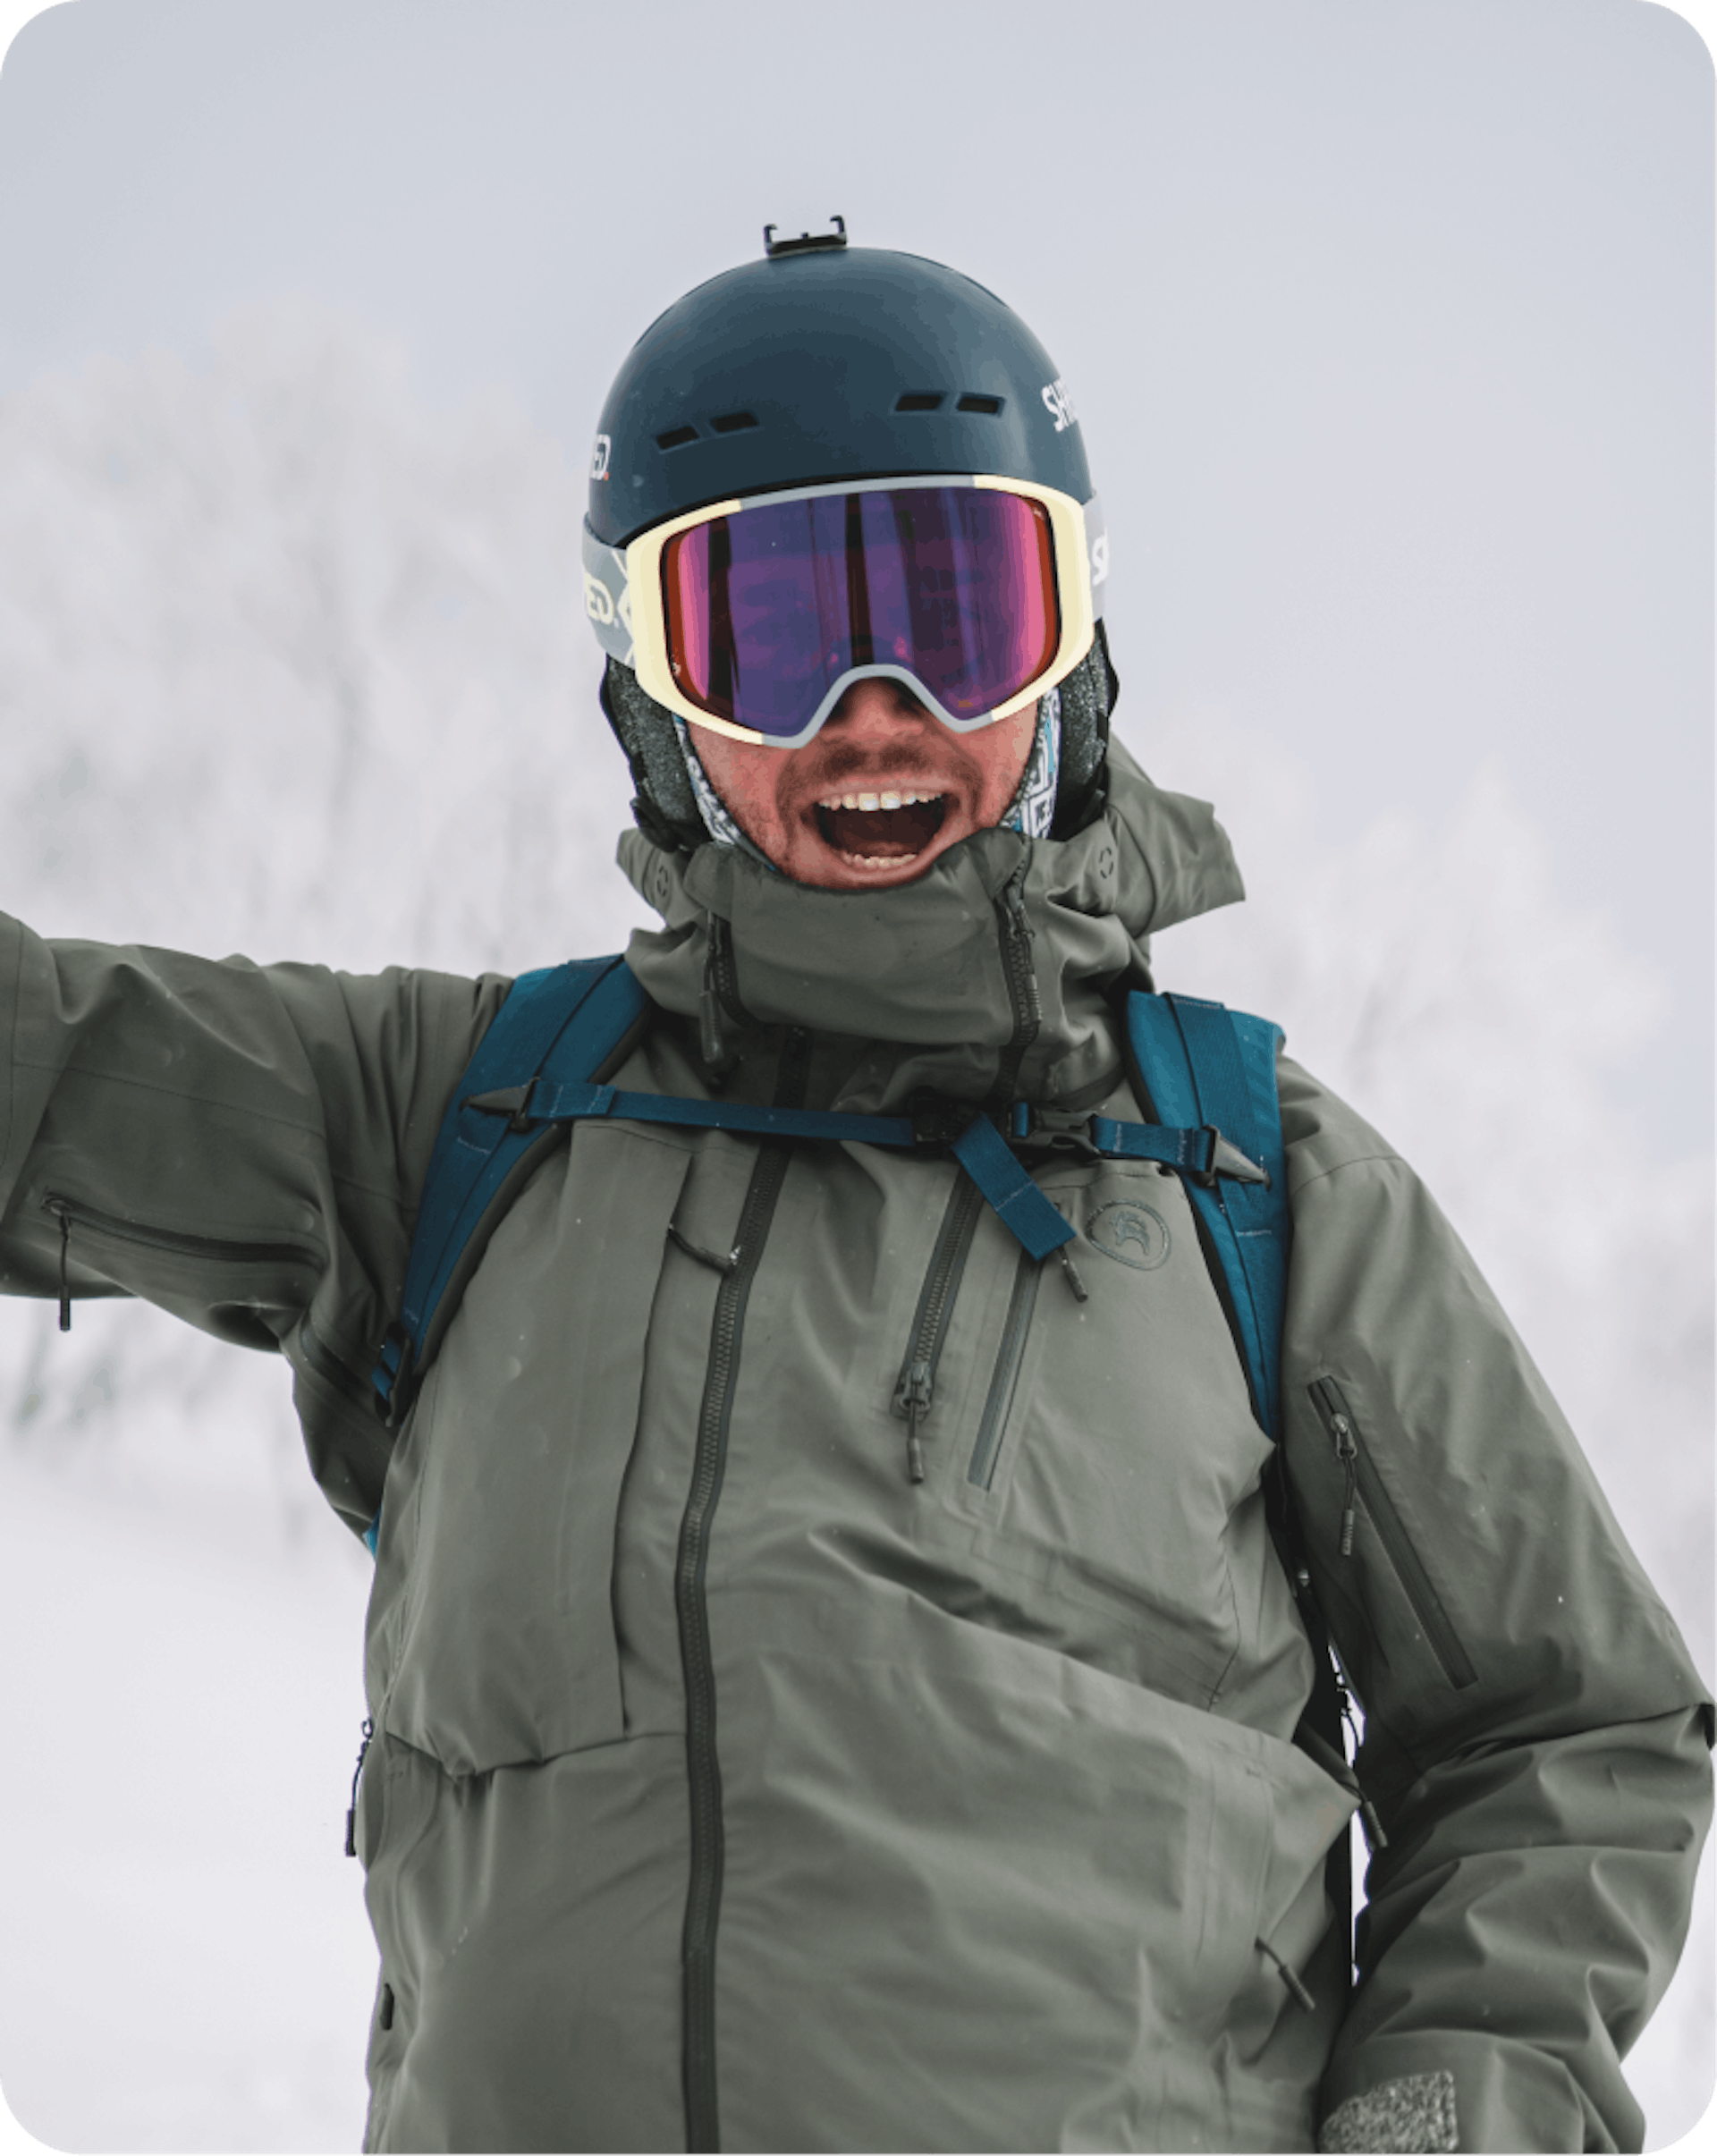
[44,1194,320,1331]
[890,1172,985,1482]
[885,850,1050,1490]
[698,916,747,1081]
[676,1027,809,2154]
[968,1246,1045,1489]
[1309,1376,1477,1689]
[989,853,1040,1108]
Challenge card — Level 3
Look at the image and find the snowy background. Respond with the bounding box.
[0,3,1708,2151]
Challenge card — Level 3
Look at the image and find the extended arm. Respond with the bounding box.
[0,912,505,1533]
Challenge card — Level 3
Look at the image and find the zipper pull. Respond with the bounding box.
[895,1360,932,1484]
[345,1715,375,1858]
[1330,1410,1358,1556]
[1256,1936,1315,2014]
[1057,1246,1088,1302]
[698,985,726,1072]
[699,918,745,1083]
[667,1222,740,1276]
[1336,1678,1389,1852]
[1001,860,1033,945]
[57,1210,72,1332]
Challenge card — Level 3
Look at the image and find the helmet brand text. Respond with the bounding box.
[1040,379,1078,434]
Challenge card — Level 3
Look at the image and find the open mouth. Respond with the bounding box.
[814,789,948,866]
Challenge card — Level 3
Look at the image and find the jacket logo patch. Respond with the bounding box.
[1086,1199,1170,1271]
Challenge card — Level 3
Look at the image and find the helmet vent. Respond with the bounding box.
[709,410,759,435]
[894,393,944,414]
[956,393,1003,415]
[655,425,699,451]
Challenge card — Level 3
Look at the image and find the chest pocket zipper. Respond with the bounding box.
[891,1173,985,1483]
[1309,1375,1477,1689]
[968,1247,1045,1490]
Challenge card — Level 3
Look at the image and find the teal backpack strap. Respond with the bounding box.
[369,955,648,1443]
[1124,990,1290,1440]
[1127,993,1371,1979]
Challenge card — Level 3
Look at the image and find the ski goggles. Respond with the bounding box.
[582,475,1107,748]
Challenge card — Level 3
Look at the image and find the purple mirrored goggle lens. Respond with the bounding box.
[661,486,1059,740]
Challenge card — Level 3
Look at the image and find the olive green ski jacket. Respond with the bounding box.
[0,745,1708,2154]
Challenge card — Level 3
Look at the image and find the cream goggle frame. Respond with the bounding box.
[581,475,1107,748]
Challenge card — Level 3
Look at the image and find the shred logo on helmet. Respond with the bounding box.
[1040,376,1078,433]
[579,222,1109,751]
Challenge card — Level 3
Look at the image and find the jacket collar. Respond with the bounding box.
[617,740,1244,1112]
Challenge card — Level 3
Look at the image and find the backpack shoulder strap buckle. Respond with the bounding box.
[465,1079,540,1131]
[1195,1127,1271,1189]
[1007,1101,1103,1159]
[908,1091,971,1149]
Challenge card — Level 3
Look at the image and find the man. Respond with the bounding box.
[0,230,1707,2154]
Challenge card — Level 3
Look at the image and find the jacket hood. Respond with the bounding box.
[617,740,1244,1112]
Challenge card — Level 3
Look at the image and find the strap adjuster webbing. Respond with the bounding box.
[461,1084,1264,1256]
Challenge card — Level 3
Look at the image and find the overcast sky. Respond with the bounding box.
[0,0,1708,1143]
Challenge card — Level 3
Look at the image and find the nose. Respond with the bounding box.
[822,678,936,742]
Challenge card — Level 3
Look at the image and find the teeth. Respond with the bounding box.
[816,790,944,811]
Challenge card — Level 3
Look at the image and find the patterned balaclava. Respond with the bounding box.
[672,689,1064,869]
[600,629,1112,865]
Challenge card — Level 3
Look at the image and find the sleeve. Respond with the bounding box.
[0,910,510,1535]
[1275,1056,1713,2155]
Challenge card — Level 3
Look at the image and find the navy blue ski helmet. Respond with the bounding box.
[590,224,1117,850]
[587,223,1093,547]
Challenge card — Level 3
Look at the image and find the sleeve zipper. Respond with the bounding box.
[45,1194,322,1333]
[1309,1375,1478,1690]
[1330,1408,1358,1557]
[44,1193,321,1269]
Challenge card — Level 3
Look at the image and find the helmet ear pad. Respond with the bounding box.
[601,657,707,854]
[1049,620,1118,839]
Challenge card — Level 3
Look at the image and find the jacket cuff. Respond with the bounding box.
[1320,2034,1620,2154]
[1320,2072,1457,2152]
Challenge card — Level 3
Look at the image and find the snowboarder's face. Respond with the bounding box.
[691,680,1038,890]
